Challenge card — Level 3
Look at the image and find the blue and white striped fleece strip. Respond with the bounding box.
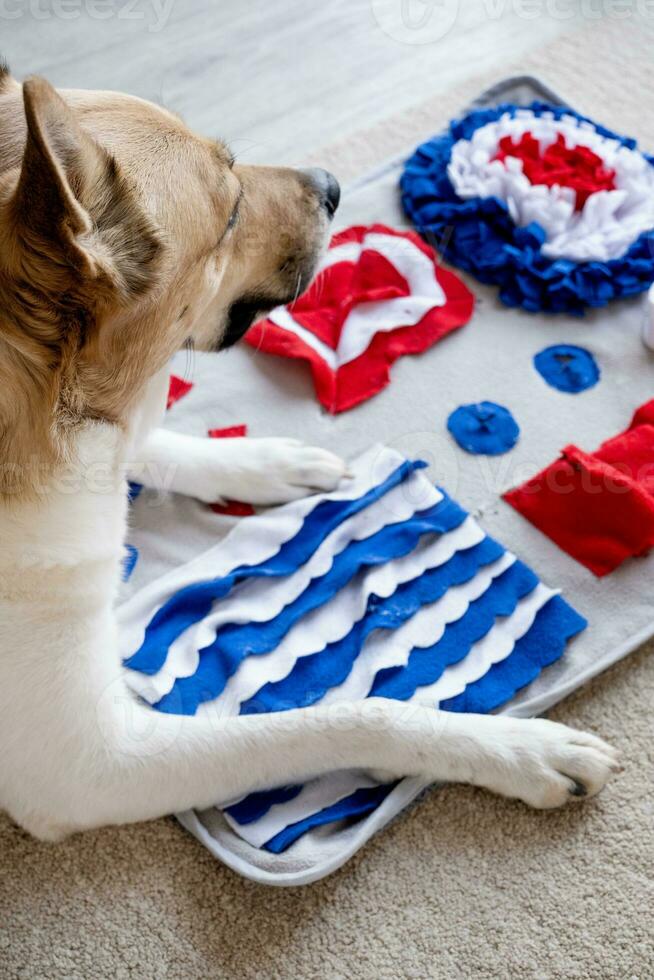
[119,446,587,855]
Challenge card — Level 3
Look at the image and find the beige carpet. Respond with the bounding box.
[2,15,654,980]
[2,647,652,979]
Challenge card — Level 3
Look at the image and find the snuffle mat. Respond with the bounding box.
[121,78,654,885]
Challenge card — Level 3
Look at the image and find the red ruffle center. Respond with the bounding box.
[493,131,616,210]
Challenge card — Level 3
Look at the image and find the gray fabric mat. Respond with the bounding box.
[123,79,654,884]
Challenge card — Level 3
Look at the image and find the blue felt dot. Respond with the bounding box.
[533,345,600,394]
[447,401,520,456]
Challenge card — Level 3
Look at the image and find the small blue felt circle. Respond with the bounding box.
[533,344,600,394]
[447,401,520,456]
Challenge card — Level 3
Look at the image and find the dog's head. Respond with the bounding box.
[0,64,339,492]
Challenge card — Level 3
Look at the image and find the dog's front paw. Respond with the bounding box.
[207,437,347,506]
[480,719,620,809]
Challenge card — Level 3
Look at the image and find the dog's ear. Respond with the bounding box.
[10,76,163,306]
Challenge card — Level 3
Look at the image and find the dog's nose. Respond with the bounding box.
[301,167,341,218]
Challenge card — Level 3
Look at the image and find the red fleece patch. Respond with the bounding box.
[167,375,194,409]
[504,400,654,576]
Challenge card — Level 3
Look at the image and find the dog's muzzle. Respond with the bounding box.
[218,170,340,352]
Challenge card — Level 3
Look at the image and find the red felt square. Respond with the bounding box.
[628,398,654,430]
[593,425,654,497]
[504,401,654,576]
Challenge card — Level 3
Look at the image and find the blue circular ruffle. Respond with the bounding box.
[400,102,654,316]
[447,401,520,456]
[534,344,600,393]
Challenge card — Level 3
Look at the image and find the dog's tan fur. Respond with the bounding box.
[0,65,326,498]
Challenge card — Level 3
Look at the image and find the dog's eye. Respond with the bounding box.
[227,189,244,232]
[217,201,240,249]
[217,189,243,248]
[227,204,240,230]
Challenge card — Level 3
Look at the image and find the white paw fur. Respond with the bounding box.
[477,718,620,809]
[130,429,347,506]
[194,437,347,506]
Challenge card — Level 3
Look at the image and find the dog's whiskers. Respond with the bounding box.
[291,271,303,306]
[183,337,196,381]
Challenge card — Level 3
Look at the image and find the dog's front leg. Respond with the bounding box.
[128,428,346,505]
[68,694,618,835]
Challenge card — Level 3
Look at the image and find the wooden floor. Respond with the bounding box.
[3,0,589,165]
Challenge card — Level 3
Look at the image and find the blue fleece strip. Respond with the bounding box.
[125,460,426,676]
[226,560,533,835]
[121,544,139,583]
[182,495,467,698]
[440,595,587,714]
[368,560,537,701]
[235,537,504,717]
[249,594,585,849]
[224,784,303,825]
[262,784,397,854]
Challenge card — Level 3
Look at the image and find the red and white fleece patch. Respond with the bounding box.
[447,109,654,263]
[492,132,616,211]
[245,224,475,414]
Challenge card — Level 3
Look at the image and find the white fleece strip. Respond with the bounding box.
[337,294,444,364]
[320,550,515,706]
[447,109,654,262]
[267,231,445,369]
[416,583,558,706]
[222,771,381,850]
[360,232,445,300]
[118,445,405,661]
[190,472,440,646]
[202,517,486,717]
[317,240,362,271]
[137,474,442,704]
